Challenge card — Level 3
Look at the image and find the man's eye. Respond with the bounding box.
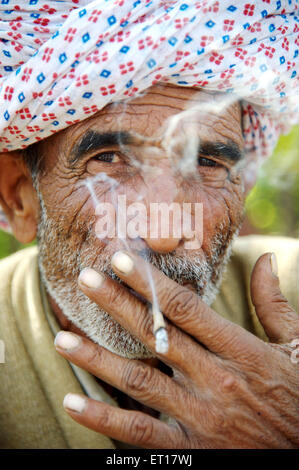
[93,152,121,163]
[198,156,219,167]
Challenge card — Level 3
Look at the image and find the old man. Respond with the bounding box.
[0,0,298,449]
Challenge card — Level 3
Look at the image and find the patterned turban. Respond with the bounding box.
[0,0,298,230]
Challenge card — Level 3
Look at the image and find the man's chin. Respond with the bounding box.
[87,312,155,360]
[41,272,155,359]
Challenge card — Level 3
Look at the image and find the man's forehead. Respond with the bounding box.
[42,85,243,157]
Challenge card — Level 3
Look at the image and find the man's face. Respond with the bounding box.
[35,85,245,358]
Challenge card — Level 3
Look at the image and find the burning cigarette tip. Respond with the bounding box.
[155,327,169,354]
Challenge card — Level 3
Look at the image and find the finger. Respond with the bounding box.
[78,267,212,375]
[54,330,190,418]
[63,393,186,449]
[251,252,299,344]
[107,250,262,358]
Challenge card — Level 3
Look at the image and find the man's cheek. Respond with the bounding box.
[201,191,242,248]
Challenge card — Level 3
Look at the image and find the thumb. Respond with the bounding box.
[250,252,299,344]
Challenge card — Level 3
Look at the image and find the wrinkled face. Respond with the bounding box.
[35,85,245,358]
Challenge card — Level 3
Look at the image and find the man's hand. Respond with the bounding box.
[54,251,299,448]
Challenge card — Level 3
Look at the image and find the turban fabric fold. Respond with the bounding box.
[0,0,298,230]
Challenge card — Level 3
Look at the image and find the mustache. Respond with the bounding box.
[91,250,210,308]
[92,245,213,297]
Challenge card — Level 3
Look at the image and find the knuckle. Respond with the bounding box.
[218,371,239,395]
[271,290,288,304]
[274,302,293,317]
[85,345,103,369]
[211,363,241,396]
[208,410,227,434]
[208,322,236,352]
[96,405,112,431]
[269,290,291,310]
[106,284,125,308]
[160,287,199,323]
[122,361,155,396]
[135,308,154,342]
[258,301,292,321]
[128,413,154,446]
[253,287,288,310]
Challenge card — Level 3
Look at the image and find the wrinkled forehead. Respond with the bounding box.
[38,85,243,165]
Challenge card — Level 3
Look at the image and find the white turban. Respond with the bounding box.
[0,0,298,229]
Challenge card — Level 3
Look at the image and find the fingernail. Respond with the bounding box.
[270,253,278,277]
[55,331,81,350]
[63,393,86,413]
[111,251,134,274]
[79,268,105,289]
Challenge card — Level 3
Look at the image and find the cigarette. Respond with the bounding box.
[152,305,166,332]
[152,305,169,354]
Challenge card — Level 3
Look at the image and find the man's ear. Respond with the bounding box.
[0,152,39,243]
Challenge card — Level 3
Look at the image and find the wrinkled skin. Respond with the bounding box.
[0,85,298,448]
[29,85,246,357]
[37,85,244,269]
[56,251,299,448]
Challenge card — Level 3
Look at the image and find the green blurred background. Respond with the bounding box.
[0,124,298,260]
[242,124,299,237]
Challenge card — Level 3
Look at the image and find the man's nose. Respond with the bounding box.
[138,170,185,254]
[143,231,180,253]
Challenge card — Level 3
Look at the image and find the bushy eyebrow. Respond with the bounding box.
[70,130,134,166]
[198,140,244,163]
[69,129,243,167]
